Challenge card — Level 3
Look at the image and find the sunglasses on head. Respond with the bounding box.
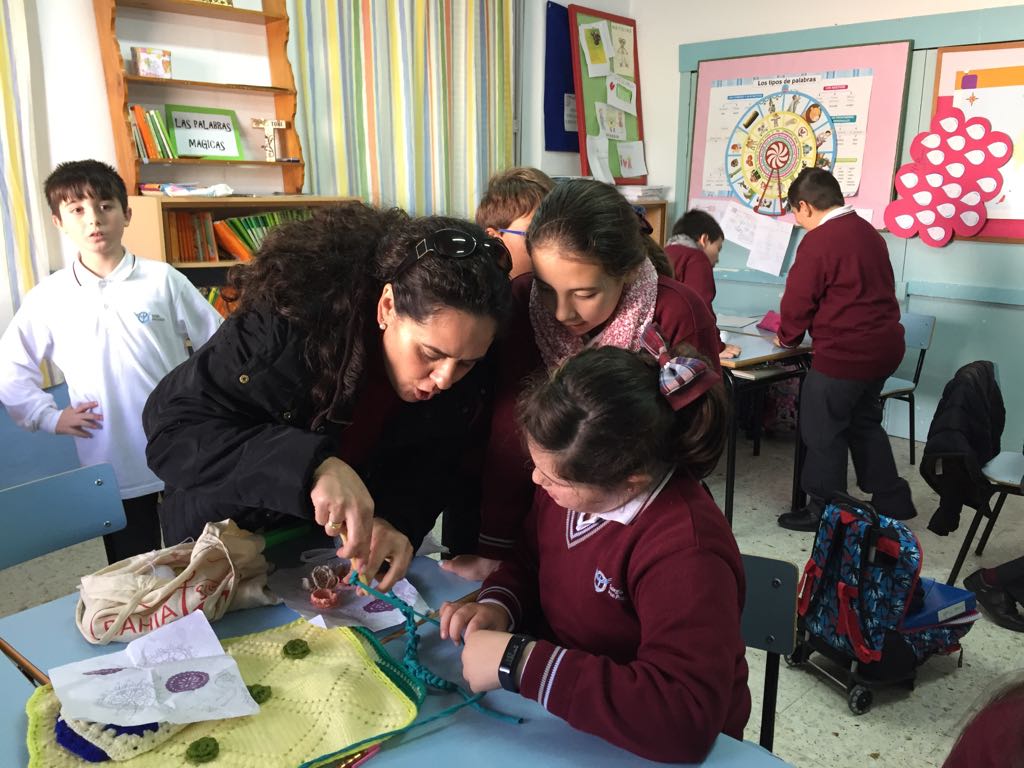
[390,228,513,281]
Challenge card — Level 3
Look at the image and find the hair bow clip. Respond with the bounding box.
[640,323,721,410]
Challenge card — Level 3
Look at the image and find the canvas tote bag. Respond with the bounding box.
[76,519,280,644]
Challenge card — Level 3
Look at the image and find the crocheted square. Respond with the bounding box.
[27,621,424,767]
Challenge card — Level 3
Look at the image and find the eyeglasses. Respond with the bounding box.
[497,228,527,237]
[390,228,513,281]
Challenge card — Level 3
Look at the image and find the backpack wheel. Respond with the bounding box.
[847,685,873,715]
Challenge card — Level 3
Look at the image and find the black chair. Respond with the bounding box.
[880,312,936,466]
[921,450,1024,585]
[741,553,798,752]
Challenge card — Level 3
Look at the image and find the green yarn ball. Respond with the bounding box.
[185,736,219,764]
[282,638,311,659]
[247,683,272,703]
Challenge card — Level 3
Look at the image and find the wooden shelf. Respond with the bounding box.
[124,195,359,265]
[137,194,347,209]
[168,260,238,268]
[136,158,304,168]
[95,0,303,193]
[125,75,293,96]
[117,0,284,24]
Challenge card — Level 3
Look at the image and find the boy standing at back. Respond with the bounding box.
[0,160,222,561]
[475,167,554,278]
[774,167,915,531]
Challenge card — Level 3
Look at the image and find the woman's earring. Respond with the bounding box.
[379,322,387,331]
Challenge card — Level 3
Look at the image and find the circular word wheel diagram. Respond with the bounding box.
[725,90,837,216]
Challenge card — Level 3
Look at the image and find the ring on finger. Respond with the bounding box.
[325,521,343,531]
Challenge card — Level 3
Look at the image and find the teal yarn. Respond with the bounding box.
[346,572,521,723]
[297,574,522,767]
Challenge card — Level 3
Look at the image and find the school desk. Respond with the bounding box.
[0,557,790,767]
[718,331,812,524]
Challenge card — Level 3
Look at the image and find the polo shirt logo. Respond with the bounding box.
[135,312,165,324]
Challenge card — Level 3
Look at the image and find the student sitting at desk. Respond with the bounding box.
[143,207,513,592]
[665,209,741,360]
[773,168,915,531]
[440,340,750,763]
[441,179,721,581]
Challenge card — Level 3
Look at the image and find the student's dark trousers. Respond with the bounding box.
[800,369,915,519]
[102,492,162,564]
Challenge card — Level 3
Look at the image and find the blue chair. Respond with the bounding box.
[0,464,125,570]
[880,312,936,465]
[741,553,798,752]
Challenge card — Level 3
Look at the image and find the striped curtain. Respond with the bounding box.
[0,0,49,330]
[288,0,515,217]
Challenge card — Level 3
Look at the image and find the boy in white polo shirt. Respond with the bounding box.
[0,160,222,562]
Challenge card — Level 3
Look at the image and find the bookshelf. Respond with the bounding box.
[124,195,357,267]
[636,200,669,246]
[93,0,303,194]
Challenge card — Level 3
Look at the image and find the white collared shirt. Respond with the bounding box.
[574,468,676,527]
[818,205,855,227]
[0,250,223,498]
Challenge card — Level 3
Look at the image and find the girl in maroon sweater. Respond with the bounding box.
[442,180,721,580]
[440,338,751,763]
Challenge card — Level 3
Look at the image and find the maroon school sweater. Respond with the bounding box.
[665,242,715,309]
[778,210,904,380]
[665,242,726,353]
[476,274,722,558]
[478,471,751,763]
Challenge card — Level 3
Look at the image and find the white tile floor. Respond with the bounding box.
[2,431,1022,767]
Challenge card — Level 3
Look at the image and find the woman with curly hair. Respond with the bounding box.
[143,204,513,590]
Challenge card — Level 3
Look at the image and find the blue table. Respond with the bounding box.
[0,558,789,767]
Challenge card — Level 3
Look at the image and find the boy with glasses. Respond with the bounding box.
[476,167,554,278]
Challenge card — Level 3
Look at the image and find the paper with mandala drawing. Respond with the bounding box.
[49,612,257,725]
[268,559,430,632]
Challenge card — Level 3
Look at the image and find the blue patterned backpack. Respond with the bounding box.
[796,494,971,680]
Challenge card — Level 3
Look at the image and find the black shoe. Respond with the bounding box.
[965,570,1024,633]
[778,507,822,532]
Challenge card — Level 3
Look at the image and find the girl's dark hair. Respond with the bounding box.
[228,204,512,421]
[44,159,128,217]
[527,179,646,278]
[518,344,728,488]
[671,209,724,243]
[373,216,514,328]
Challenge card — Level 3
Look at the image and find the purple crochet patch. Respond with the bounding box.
[84,668,124,676]
[363,599,392,613]
[165,671,210,693]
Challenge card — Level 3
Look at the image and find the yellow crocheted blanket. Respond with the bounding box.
[27,620,423,767]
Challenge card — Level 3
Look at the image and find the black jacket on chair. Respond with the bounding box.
[143,308,493,548]
[920,360,1005,534]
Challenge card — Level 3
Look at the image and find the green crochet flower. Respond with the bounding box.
[247,683,273,703]
[185,736,219,764]
[282,638,311,659]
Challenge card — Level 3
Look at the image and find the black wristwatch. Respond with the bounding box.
[498,633,534,693]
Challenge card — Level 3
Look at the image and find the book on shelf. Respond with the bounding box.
[131,47,172,79]
[169,210,313,264]
[617,185,669,201]
[129,105,178,160]
[197,286,231,319]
